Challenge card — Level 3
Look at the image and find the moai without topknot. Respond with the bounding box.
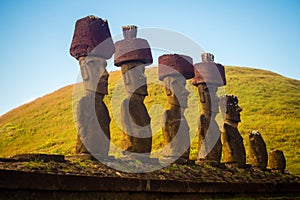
[192,53,226,164]
[268,150,286,173]
[249,130,268,170]
[220,95,246,167]
[114,25,153,155]
[70,15,115,156]
[158,54,195,163]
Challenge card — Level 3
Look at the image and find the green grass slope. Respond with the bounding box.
[0,66,299,174]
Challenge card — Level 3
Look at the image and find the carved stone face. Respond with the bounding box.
[220,95,242,122]
[79,56,108,93]
[198,84,219,113]
[121,62,148,96]
[201,53,214,63]
[164,76,189,108]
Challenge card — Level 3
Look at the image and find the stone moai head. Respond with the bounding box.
[192,53,226,113]
[201,52,214,63]
[79,56,109,94]
[220,95,242,123]
[158,54,194,108]
[192,52,226,87]
[114,25,153,96]
[122,25,138,39]
[70,15,115,60]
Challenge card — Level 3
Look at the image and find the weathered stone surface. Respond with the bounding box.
[249,130,268,169]
[220,95,246,165]
[197,114,222,162]
[159,55,194,160]
[114,26,152,66]
[196,84,222,162]
[269,150,286,171]
[194,53,224,163]
[158,54,194,81]
[70,15,115,60]
[76,92,110,156]
[121,94,152,154]
[192,53,226,86]
[10,154,65,162]
[115,27,152,154]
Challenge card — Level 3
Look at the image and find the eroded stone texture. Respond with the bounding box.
[269,150,286,172]
[220,95,246,166]
[158,54,194,162]
[70,15,115,60]
[70,16,114,156]
[192,53,226,163]
[75,58,111,156]
[114,26,153,154]
[249,130,268,169]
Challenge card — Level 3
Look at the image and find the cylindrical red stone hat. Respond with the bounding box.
[70,15,115,60]
[114,38,153,66]
[192,62,226,86]
[158,54,194,81]
[114,25,153,66]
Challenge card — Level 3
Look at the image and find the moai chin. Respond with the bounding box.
[220,95,246,167]
[114,25,153,155]
[192,53,226,164]
[249,130,268,170]
[158,54,195,163]
[70,15,115,157]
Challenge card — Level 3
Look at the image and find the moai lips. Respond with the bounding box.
[70,15,113,157]
[70,15,115,60]
[114,25,153,66]
[158,54,194,163]
[114,25,153,155]
[193,53,224,164]
[220,95,246,167]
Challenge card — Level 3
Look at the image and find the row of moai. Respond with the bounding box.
[70,15,286,171]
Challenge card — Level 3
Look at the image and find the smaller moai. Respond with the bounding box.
[192,53,226,164]
[114,25,153,155]
[248,130,268,170]
[268,150,286,173]
[70,15,115,156]
[158,54,195,163]
[220,95,246,167]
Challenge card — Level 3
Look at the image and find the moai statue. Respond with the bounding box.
[70,15,115,156]
[158,54,195,163]
[249,130,268,170]
[192,53,226,164]
[220,95,246,167]
[114,25,153,155]
[268,150,286,173]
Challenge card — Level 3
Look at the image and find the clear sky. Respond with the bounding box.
[0,0,299,116]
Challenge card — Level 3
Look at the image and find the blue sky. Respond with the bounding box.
[0,0,299,115]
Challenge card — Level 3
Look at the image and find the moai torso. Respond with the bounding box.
[268,150,286,172]
[220,95,246,166]
[114,25,153,154]
[249,130,268,169]
[70,15,115,156]
[158,54,194,162]
[192,53,226,163]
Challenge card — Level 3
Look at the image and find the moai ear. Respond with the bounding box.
[164,78,172,96]
[123,72,131,85]
[80,64,89,81]
[200,92,206,103]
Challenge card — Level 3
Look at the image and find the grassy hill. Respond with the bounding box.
[0,66,299,174]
